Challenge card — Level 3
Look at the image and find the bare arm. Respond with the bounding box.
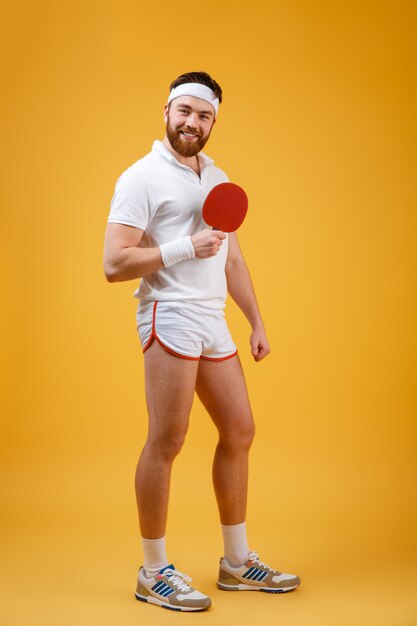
[226,232,270,362]
[103,223,163,282]
[103,223,227,283]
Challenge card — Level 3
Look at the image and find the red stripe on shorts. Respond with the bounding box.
[142,301,200,361]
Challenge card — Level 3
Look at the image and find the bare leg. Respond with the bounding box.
[135,341,199,538]
[196,356,255,525]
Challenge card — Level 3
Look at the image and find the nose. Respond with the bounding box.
[186,112,199,129]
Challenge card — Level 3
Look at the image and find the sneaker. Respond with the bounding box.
[217,550,301,593]
[135,564,212,611]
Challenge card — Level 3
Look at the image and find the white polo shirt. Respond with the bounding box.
[108,140,229,309]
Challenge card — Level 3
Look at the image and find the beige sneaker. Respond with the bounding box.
[217,551,301,593]
[135,564,212,611]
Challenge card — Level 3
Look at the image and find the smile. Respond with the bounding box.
[179,131,198,139]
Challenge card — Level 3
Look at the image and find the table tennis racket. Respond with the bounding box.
[202,182,248,232]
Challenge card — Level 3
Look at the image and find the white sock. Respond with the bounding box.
[221,522,250,567]
[141,536,169,577]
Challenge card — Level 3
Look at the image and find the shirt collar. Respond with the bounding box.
[152,140,214,168]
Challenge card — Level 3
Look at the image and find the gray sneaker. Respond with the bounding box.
[217,551,301,593]
[135,564,212,611]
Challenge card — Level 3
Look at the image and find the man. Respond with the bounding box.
[103,71,301,612]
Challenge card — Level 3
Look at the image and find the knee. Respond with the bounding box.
[220,415,256,453]
[147,428,188,462]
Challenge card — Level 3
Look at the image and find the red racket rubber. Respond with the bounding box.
[202,182,248,232]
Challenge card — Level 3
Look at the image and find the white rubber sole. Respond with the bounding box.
[135,592,210,611]
[217,581,299,593]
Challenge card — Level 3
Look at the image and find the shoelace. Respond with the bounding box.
[164,568,193,593]
[247,550,274,572]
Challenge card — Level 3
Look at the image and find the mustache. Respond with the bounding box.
[177,126,200,136]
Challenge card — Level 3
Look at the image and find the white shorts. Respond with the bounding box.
[136,300,238,361]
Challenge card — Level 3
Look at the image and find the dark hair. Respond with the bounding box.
[168,71,223,104]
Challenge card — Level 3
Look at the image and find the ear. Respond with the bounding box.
[163,103,169,123]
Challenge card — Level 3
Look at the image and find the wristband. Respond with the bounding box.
[159,235,195,268]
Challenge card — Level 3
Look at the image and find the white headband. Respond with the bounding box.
[167,83,219,116]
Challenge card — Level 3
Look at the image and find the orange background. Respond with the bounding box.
[1,1,416,624]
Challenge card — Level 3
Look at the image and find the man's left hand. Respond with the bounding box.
[250,329,271,362]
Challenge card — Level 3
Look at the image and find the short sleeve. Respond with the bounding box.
[108,169,154,230]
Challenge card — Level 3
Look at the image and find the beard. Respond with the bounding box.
[166,114,212,157]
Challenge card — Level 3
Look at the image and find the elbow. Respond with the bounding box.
[103,260,120,283]
[225,260,235,279]
[104,270,117,283]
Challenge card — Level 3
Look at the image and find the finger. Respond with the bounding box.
[255,348,267,361]
[257,347,270,360]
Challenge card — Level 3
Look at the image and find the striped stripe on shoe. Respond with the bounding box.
[136,564,211,611]
[217,551,301,593]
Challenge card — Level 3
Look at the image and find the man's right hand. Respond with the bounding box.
[191,229,227,258]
